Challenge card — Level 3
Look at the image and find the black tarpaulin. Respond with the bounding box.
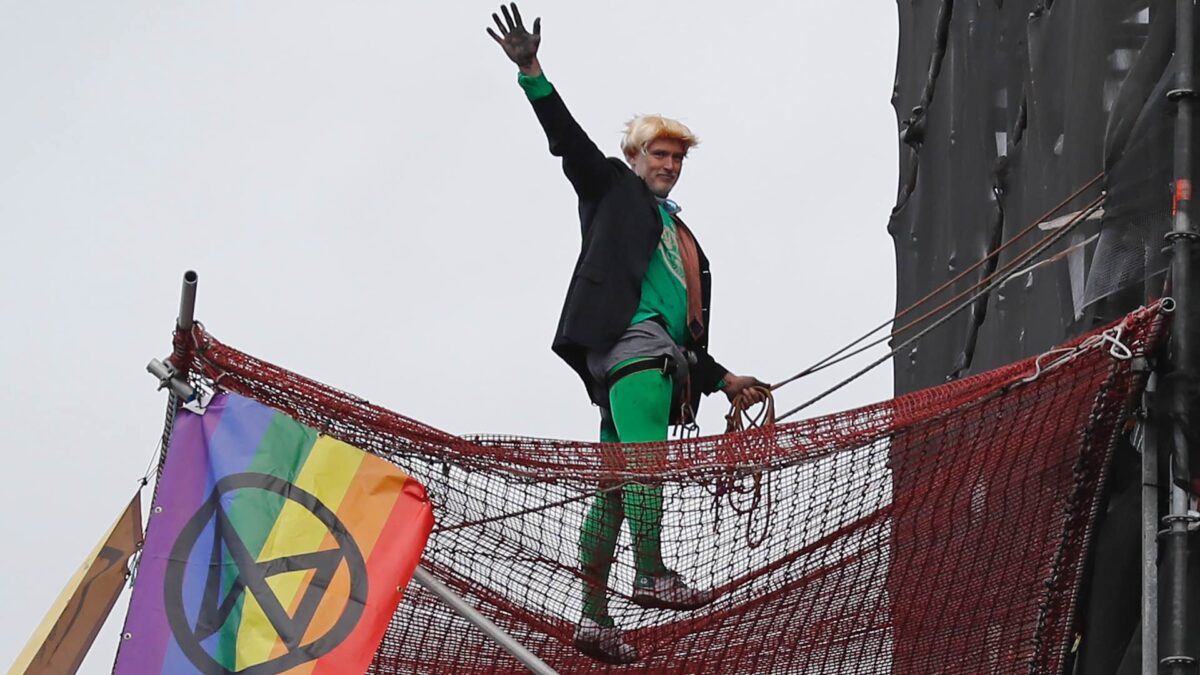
[888,2,1198,671]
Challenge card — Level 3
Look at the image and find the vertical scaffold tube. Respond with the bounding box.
[177,270,198,334]
[1164,1,1197,671]
[1144,377,1161,673]
[151,271,199,488]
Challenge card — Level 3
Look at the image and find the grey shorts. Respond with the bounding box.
[586,320,690,405]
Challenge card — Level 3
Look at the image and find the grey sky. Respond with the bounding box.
[0,3,898,671]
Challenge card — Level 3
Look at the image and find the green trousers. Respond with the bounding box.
[579,365,671,625]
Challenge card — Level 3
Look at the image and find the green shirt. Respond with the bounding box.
[518,72,689,345]
[629,206,689,345]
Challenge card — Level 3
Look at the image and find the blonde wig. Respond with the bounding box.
[620,115,700,158]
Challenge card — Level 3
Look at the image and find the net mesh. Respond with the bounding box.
[172,304,1165,674]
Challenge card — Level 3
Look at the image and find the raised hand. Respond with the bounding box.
[487,3,541,74]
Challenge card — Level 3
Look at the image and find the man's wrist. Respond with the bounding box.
[518,58,542,77]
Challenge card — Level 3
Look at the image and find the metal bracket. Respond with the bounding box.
[1168,87,1198,101]
[1164,230,1200,243]
[1161,510,1200,526]
[1161,655,1198,666]
[147,358,196,401]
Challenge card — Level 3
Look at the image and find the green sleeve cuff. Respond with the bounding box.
[517,72,553,101]
[716,375,729,390]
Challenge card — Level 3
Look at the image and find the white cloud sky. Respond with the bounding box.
[0,2,898,671]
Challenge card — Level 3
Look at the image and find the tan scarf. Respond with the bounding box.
[672,216,706,340]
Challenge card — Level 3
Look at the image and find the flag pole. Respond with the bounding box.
[144,270,559,675]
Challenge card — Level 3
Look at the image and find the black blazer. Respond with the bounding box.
[529,88,727,410]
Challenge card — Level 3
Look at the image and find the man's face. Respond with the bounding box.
[628,138,687,198]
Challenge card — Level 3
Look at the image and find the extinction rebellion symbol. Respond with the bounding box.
[165,473,369,675]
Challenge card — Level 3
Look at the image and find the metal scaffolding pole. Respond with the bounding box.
[147,270,198,507]
[411,568,557,675]
[1163,0,1198,670]
[1144,376,1161,674]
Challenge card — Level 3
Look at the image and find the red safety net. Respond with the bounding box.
[175,304,1165,674]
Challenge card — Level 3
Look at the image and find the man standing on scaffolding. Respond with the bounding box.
[488,3,767,664]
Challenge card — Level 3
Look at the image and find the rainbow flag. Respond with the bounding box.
[114,392,433,674]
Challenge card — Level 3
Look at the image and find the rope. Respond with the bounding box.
[996,233,1100,291]
[775,193,1105,391]
[775,195,1106,422]
[771,173,1104,392]
[711,387,776,549]
[139,438,163,487]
